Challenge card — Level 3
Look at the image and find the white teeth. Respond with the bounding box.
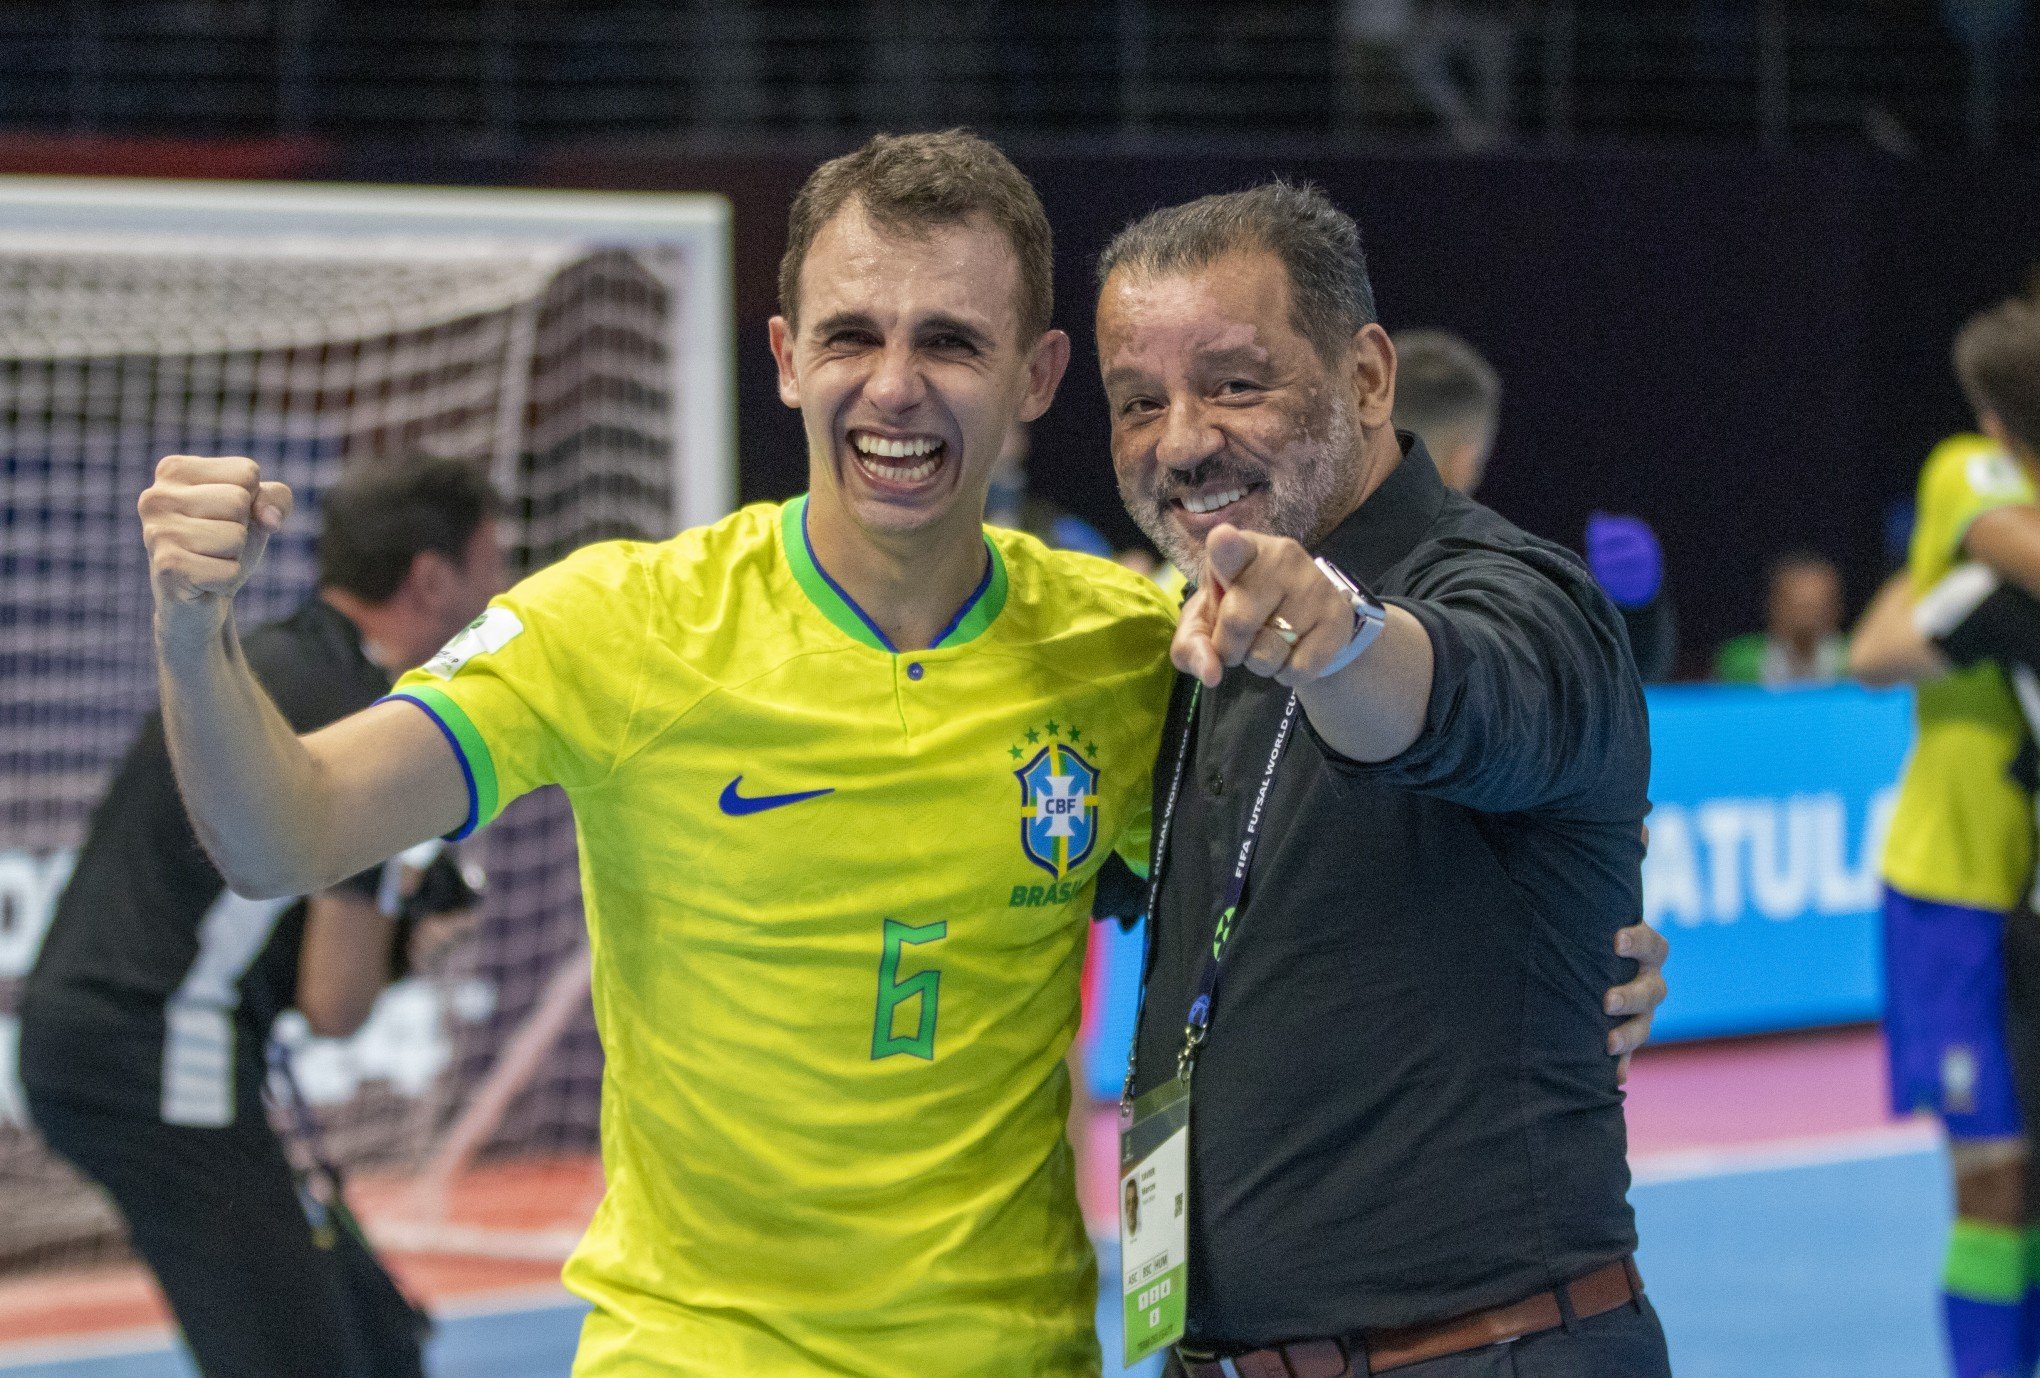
[1182,487,1247,515]
[853,434,941,459]
[859,454,939,483]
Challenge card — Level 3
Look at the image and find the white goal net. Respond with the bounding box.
[0,179,732,1277]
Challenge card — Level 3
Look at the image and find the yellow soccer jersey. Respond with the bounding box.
[1884,433,2039,910]
[390,497,1177,1377]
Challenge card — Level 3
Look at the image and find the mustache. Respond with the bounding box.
[1150,454,1268,501]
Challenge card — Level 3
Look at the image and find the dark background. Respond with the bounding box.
[4,0,2039,674]
[509,143,2039,675]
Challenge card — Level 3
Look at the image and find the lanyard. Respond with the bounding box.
[1121,682,1300,1112]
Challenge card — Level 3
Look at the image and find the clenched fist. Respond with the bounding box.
[139,455,294,616]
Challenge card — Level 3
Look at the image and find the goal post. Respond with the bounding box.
[0,176,735,1275]
[0,176,736,531]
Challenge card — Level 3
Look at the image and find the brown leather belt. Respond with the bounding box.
[1176,1256,1644,1378]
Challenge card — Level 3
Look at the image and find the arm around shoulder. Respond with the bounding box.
[1961,504,2040,603]
[1847,572,1945,688]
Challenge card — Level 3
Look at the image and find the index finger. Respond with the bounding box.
[1172,583,1224,685]
[1203,524,1264,590]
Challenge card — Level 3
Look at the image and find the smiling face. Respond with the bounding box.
[1097,248,1393,577]
[770,201,1068,559]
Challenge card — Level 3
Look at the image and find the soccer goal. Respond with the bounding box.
[0,178,733,1276]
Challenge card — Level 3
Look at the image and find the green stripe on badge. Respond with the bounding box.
[1123,1261,1187,1364]
[394,684,501,831]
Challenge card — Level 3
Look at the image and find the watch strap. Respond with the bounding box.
[1314,556,1387,677]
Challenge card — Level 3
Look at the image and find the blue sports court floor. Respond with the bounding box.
[0,1138,1955,1378]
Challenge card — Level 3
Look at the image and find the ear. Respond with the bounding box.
[769,315,801,410]
[1018,328,1072,425]
[402,548,457,607]
[1351,323,1396,429]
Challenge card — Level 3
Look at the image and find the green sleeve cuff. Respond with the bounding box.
[381,686,502,839]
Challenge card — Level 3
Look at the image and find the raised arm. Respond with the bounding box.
[142,455,468,898]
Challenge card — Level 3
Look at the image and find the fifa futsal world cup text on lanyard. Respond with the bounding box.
[1119,682,1301,1365]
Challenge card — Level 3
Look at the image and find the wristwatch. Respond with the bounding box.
[1314,556,1388,676]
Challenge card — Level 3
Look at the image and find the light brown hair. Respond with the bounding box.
[1955,296,2040,455]
[778,129,1053,342]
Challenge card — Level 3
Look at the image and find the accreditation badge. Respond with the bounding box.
[1119,1076,1190,1364]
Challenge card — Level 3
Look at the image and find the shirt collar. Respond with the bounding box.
[779,494,1009,653]
[1313,431,1448,586]
[305,593,390,683]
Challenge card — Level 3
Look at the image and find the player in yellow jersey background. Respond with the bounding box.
[133,129,1667,1376]
[1854,296,2040,1378]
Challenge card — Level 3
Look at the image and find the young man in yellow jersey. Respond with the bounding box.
[1853,296,2040,1378]
[133,132,1664,1376]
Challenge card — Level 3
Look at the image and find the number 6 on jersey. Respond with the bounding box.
[872,919,946,1060]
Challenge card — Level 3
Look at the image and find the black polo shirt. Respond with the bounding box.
[1129,437,1651,1345]
[19,596,389,1124]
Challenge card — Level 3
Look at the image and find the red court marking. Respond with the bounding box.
[0,1156,605,1349]
[1072,1025,1909,1226]
[0,1266,171,1348]
[355,1154,607,1231]
[1619,1024,1903,1155]
[0,1031,1912,1349]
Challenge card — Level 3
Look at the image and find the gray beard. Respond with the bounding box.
[1124,399,1355,582]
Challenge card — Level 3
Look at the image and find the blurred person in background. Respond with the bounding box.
[16,457,502,1378]
[1851,295,2040,1378]
[1857,569,2040,1378]
[1391,328,1678,679]
[1714,552,1849,685]
[986,418,1134,564]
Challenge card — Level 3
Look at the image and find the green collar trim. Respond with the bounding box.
[780,495,1007,652]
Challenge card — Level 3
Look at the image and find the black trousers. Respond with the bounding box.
[25,1088,425,1378]
[1165,1295,1672,1378]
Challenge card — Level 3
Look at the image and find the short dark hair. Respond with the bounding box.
[779,129,1054,341]
[317,457,499,604]
[1095,180,1377,364]
[1955,296,2040,456]
[1390,329,1502,442]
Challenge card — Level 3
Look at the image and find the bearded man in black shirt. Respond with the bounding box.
[1097,184,1670,1376]
[18,457,503,1378]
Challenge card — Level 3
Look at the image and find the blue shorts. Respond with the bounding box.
[1883,886,2023,1140]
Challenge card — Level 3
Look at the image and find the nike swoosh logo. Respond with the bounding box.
[718,776,835,816]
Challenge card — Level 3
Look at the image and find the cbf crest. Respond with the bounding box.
[1012,723,1101,880]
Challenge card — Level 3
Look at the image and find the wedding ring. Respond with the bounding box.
[1268,615,1300,646]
